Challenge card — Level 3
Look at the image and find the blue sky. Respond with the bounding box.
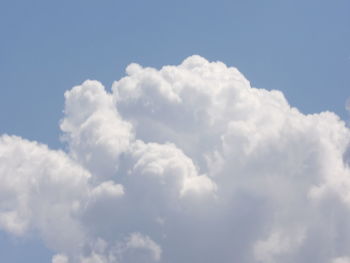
[1,0,349,149]
[0,0,349,262]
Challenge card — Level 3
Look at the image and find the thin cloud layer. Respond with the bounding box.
[1,56,350,263]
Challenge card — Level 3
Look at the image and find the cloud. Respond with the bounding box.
[1,55,350,262]
[333,257,350,263]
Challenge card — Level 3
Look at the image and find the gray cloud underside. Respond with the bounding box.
[1,56,350,263]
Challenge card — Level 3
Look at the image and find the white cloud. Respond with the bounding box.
[332,257,350,263]
[60,80,134,181]
[52,254,69,263]
[254,227,306,263]
[1,55,350,262]
[120,232,162,262]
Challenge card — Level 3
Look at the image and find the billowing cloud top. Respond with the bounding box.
[1,55,350,263]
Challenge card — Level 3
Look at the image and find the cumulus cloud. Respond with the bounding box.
[1,55,350,262]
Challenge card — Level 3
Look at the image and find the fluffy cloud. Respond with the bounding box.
[1,55,350,262]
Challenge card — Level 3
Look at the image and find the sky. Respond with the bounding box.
[0,0,350,262]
